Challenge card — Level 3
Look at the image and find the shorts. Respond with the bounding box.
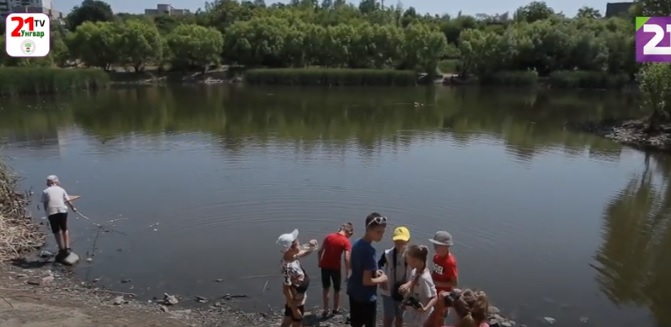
[382,295,403,319]
[321,268,342,291]
[349,296,376,327]
[284,304,305,322]
[48,213,68,234]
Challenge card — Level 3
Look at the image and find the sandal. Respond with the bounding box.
[332,308,343,315]
[321,310,329,318]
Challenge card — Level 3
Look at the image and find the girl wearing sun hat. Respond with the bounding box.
[277,229,318,327]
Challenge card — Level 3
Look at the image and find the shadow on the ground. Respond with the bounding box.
[302,312,350,326]
[9,257,53,269]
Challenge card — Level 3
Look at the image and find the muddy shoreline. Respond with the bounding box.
[0,254,518,327]
[0,254,350,327]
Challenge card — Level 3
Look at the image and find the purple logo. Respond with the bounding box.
[636,16,671,63]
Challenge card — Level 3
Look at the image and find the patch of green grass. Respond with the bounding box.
[0,68,110,96]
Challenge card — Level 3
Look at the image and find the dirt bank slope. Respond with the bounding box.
[0,261,346,327]
[0,296,186,327]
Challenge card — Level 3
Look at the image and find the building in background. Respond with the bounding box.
[605,2,634,18]
[0,0,63,19]
[144,3,189,16]
[0,0,10,17]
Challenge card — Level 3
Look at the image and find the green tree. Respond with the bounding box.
[66,21,120,71]
[117,20,163,72]
[639,64,671,132]
[152,15,196,35]
[402,23,448,74]
[637,0,671,16]
[514,1,555,23]
[576,6,602,19]
[166,24,224,71]
[66,0,115,32]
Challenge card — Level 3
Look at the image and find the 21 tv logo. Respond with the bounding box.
[636,16,671,62]
[4,13,51,57]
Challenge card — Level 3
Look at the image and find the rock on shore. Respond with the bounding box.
[568,118,671,152]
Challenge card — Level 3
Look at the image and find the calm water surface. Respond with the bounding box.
[1,86,670,327]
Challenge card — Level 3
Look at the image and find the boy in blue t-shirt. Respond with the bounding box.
[347,212,389,327]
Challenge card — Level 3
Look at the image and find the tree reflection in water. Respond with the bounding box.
[593,152,671,326]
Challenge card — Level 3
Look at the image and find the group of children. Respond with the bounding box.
[42,174,487,327]
[277,212,490,327]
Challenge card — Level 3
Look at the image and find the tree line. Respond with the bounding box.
[0,0,654,78]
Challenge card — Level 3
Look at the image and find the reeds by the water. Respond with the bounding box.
[0,67,110,96]
[548,71,631,89]
[475,70,631,89]
[0,159,45,261]
[244,68,418,86]
[479,70,539,87]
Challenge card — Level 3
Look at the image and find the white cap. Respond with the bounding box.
[277,229,299,252]
[46,175,59,182]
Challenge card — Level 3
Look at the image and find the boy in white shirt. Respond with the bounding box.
[41,175,77,261]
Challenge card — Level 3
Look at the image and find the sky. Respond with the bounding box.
[54,0,615,18]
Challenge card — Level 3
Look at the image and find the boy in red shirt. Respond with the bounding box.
[427,231,458,327]
[318,222,354,317]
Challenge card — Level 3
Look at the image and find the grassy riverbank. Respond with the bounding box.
[0,68,109,96]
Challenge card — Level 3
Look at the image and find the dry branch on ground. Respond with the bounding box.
[0,159,45,261]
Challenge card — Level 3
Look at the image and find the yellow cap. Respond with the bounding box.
[392,226,410,241]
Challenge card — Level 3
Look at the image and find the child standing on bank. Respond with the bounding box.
[402,245,437,327]
[346,212,389,327]
[378,226,411,327]
[41,175,77,261]
[277,229,318,327]
[427,231,458,327]
[318,222,354,317]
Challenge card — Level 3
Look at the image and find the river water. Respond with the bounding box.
[0,86,669,327]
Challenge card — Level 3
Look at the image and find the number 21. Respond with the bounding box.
[10,16,35,37]
[643,24,671,56]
